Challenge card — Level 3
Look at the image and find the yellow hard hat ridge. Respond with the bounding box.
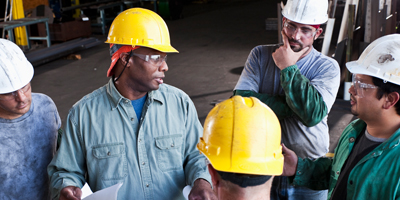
[105,7,178,53]
[197,96,284,175]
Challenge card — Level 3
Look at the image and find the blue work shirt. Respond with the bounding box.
[48,79,211,200]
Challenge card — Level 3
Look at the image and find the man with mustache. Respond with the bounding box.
[0,38,61,200]
[48,8,215,200]
[233,0,340,199]
[282,33,400,200]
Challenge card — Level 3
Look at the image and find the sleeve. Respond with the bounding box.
[47,110,86,200]
[289,156,332,190]
[280,65,332,127]
[233,90,293,119]
[183,97,212,187]
[234,46,263,92]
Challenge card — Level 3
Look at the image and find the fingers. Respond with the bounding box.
[60,186,82,200]
[298,46,310,55]
[73,187,82,199]
[281,31,290,48]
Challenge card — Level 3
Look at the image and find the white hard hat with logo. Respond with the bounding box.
[346,34,400,86]
[0,39,34,94]
[282,0,329,25]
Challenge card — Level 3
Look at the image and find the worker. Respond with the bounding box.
[0,38,61,200]
[48,8,215,200]
[282,34,400,200]
[198,96,284,200]
[233,0,340,199]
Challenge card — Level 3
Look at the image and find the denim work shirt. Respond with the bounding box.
[48,80,211,200]
[292,119,400,199]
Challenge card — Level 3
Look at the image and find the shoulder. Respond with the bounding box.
[69,85,108,112]
[156,84,191,101]
[32,93,57,108]
[310,49,340,70]
[249,44,280,56]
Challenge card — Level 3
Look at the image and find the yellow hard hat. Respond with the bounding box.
[105,8,178,53]
[197,96,283,175]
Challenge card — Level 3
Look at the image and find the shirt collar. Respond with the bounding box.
[106,79,164,109]
[351,119,400,149]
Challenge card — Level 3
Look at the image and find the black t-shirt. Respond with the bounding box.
[330,128,386,200]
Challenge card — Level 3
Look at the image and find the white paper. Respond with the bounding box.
[81,183,93,199]
[82,182,123,200]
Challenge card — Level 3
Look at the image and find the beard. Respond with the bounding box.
[288,39,304,52]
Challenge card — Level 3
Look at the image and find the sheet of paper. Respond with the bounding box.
[81,183,93,199]
[82,182,123,200]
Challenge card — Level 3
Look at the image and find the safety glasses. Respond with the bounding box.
[283,21,317,39]
[0,83,31,100]
[132,53,167,67]
[352,74,378,98]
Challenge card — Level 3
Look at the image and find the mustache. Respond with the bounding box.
[288,39,302,45]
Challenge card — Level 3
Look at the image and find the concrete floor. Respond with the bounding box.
[30,0,356,153]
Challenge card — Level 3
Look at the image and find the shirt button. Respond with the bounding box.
[131,118,134,121]
[142,162,145,165]
[372,152,375,156]
[139,139,142,143]
[107,152,111,156]
[336,171,340,175]
[125,100,129,103]
[297,171,302,175]
[171,144,175,147]
[349,180,353,185]
[146,184,150,187]
[349,137,355,143]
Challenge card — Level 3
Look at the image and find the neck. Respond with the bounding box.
[365,113,400,139]
[216,181,271,200]
[298,46,313,60]
[114,78,147,100]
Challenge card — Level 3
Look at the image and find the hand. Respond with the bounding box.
[188,179,217,200]
[282,143,298,177]
[59,186,82,200]
[272,31,309,70]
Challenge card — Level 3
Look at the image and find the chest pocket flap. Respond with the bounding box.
[155,134,183,150]
[93,143,124,159]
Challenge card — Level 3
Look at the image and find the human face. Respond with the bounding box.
[282,19,320,52]
[0,83,32,119]
[128,47,168,93]
[349,74,381,119]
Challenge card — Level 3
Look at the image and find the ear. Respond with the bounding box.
[314,28,323,40]
[382,92,400,110]
[119,52,131,66]
[207,164,219,188]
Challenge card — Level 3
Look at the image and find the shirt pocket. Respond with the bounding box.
[92,143,127,180]
[155,134,183,172]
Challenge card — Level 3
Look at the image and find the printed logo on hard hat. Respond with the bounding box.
[378,54,395,64]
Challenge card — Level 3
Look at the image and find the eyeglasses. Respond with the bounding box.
[132,53,167,67]
[352,74,378,97]
[283,22,317,39]
[0,83,31,100]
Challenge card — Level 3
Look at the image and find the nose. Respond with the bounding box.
[292,29,301,40]
[348,85,356,95]
[14,90,27,102]
[159,61,168,72]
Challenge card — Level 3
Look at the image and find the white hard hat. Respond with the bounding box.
[346,34,400,86]
[282,0,329,25]
[0,39,34,94]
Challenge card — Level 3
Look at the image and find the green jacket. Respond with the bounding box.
[292,119,400,200]
[234,65,327,127]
